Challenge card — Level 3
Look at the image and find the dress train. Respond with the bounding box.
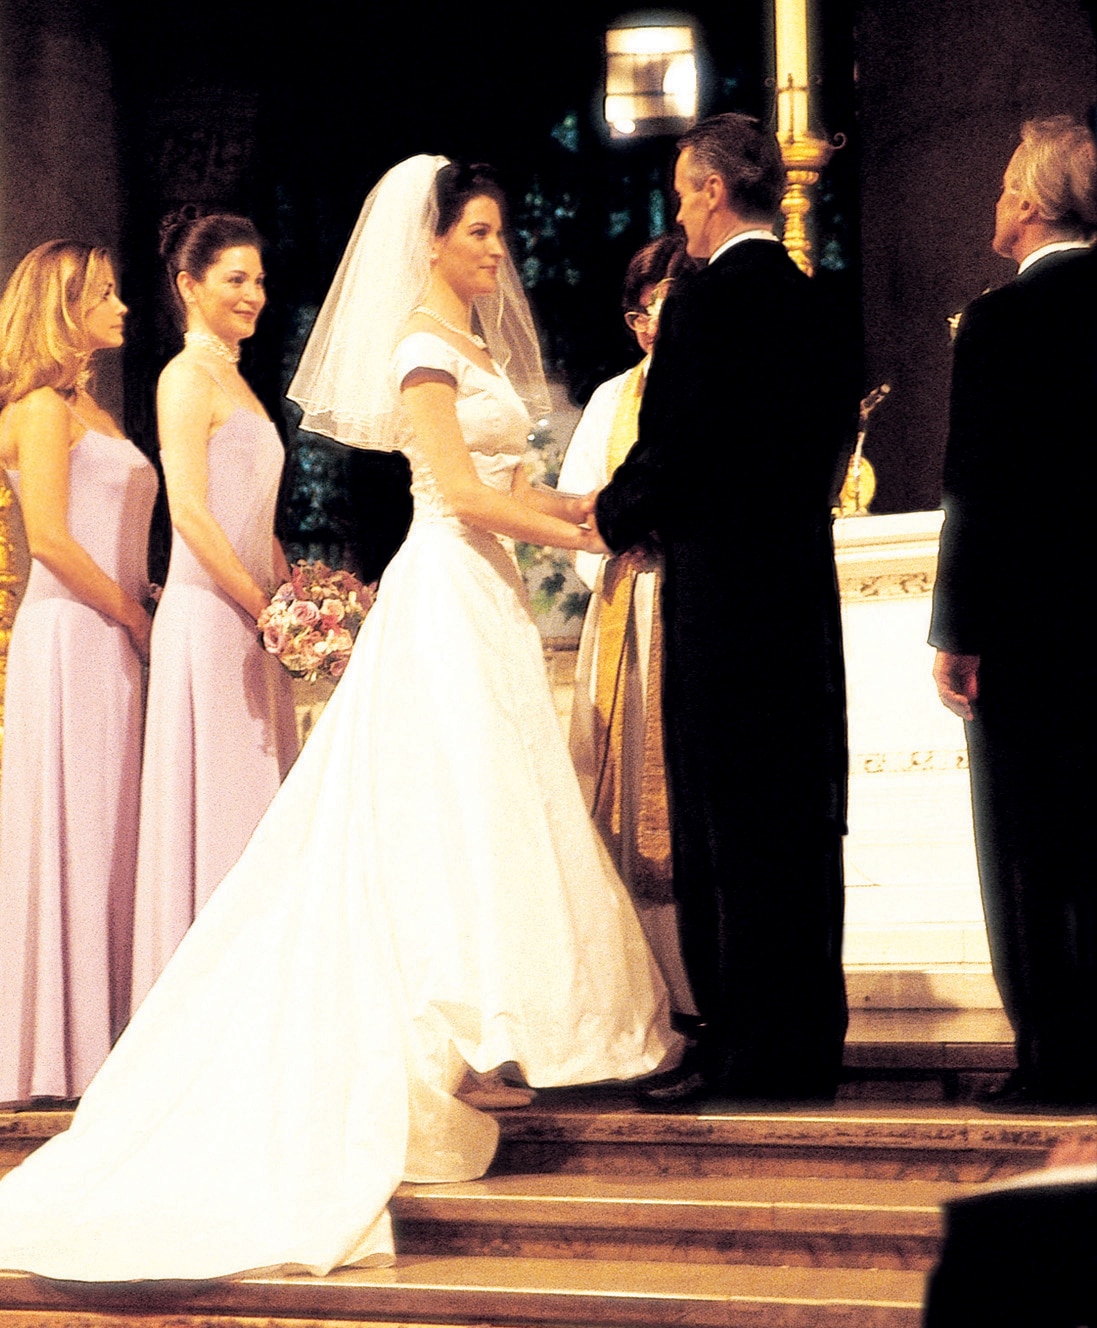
[0,509,676,1281]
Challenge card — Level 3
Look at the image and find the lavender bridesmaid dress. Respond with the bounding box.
[130,408,297,1008]
[0,430,157,1102]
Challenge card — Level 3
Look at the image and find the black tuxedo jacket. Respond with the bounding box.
[930,246,1097,664]
[595,238,852,833]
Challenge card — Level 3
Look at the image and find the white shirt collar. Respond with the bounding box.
[1017,239,1092,275]
[708,229,781,266]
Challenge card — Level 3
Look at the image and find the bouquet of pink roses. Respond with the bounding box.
[258,561,374,683]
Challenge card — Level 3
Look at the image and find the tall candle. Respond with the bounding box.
[775,0,810,140]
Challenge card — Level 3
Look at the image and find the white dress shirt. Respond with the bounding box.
[708,229,781,266]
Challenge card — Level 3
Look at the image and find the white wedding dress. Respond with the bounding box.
[0,331,677,1282]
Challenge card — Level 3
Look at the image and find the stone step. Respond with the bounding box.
[392,1172,965,1270]
[492,1098,1096,1182]
[846,968,1003,1012]
[0,1110,68,1179]
[0,1257,927,1327]
[0,1320,450,1328]
[3,1102,1092,1186]
[842,1007,1013,1102]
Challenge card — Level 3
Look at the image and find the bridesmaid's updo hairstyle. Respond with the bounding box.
[433,162,507,236]
[0,240,114,407]
[159,208,264,325]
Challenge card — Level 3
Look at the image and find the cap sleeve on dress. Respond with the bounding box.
[393,332,462,390]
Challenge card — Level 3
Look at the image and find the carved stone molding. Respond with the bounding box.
[834,509,944,604]
[839,568,935,600]
[851,749,969,776]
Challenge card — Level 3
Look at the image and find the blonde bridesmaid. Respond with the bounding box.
[0,241,156,1104]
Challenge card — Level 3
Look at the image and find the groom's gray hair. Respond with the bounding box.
[677,113,787,223]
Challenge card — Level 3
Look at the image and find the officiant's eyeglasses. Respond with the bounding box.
[624,279,672,332]
[624,308,657,331]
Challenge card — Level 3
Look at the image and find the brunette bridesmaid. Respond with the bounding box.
[0,241,156,1103]
[130,213,297,1009]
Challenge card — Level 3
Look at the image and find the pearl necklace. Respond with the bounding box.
[411,305,487,352]
[184,329,240,364]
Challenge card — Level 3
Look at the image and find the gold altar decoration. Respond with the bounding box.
[779,130,835,277]
[837,453,877,516]
[773,0,836,277]
[835,383,889,518]
[0,476,28,767]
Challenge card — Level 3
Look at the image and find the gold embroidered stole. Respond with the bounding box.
[591,364,672,902]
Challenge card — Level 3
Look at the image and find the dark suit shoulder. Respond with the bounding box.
[704,238,808,293]
[958,247,1097,335]
[1017,244,1097,291]
[677,241,817,338]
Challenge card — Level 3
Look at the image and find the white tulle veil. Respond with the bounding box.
[288,154,549,451]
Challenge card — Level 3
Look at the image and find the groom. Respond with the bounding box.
[593,113,853,1104]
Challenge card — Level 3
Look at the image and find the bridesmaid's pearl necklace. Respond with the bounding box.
[412,305,487,352]
[184,329,240,364]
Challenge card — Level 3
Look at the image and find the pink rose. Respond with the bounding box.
[291,599,321,627]
[262,623,290,655]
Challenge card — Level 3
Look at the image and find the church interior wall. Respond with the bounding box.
[856,0,1096,513]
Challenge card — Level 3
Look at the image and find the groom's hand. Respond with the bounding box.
[575,488,600,525]
[578,496,610,555]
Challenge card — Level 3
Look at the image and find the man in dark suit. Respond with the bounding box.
[593,113,852,1104]
[930,114,1097,1111]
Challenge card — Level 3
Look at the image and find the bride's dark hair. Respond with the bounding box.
[434,163,506,236]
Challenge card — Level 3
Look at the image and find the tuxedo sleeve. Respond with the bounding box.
[595,276,726,553]
[929,295,1017,654]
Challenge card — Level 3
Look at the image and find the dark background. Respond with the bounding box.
[1,0,1093,576]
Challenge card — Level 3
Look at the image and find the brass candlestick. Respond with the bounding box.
[779,131,835,277]
[836,383,890,517]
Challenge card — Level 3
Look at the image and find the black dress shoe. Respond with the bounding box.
[637,1066,716,1108]
[979,1074,1094,1115]
[670,1011,708,1039]
[979,1069,1029,1103]
[635,1039,725,1108]
[978,1072,1046,1113]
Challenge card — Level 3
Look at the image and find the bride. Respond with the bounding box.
[0,155,678,1282]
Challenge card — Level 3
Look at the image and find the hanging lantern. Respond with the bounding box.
[604,14,699,139]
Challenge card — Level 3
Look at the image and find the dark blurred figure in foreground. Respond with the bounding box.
[924,1136,1097,1327]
